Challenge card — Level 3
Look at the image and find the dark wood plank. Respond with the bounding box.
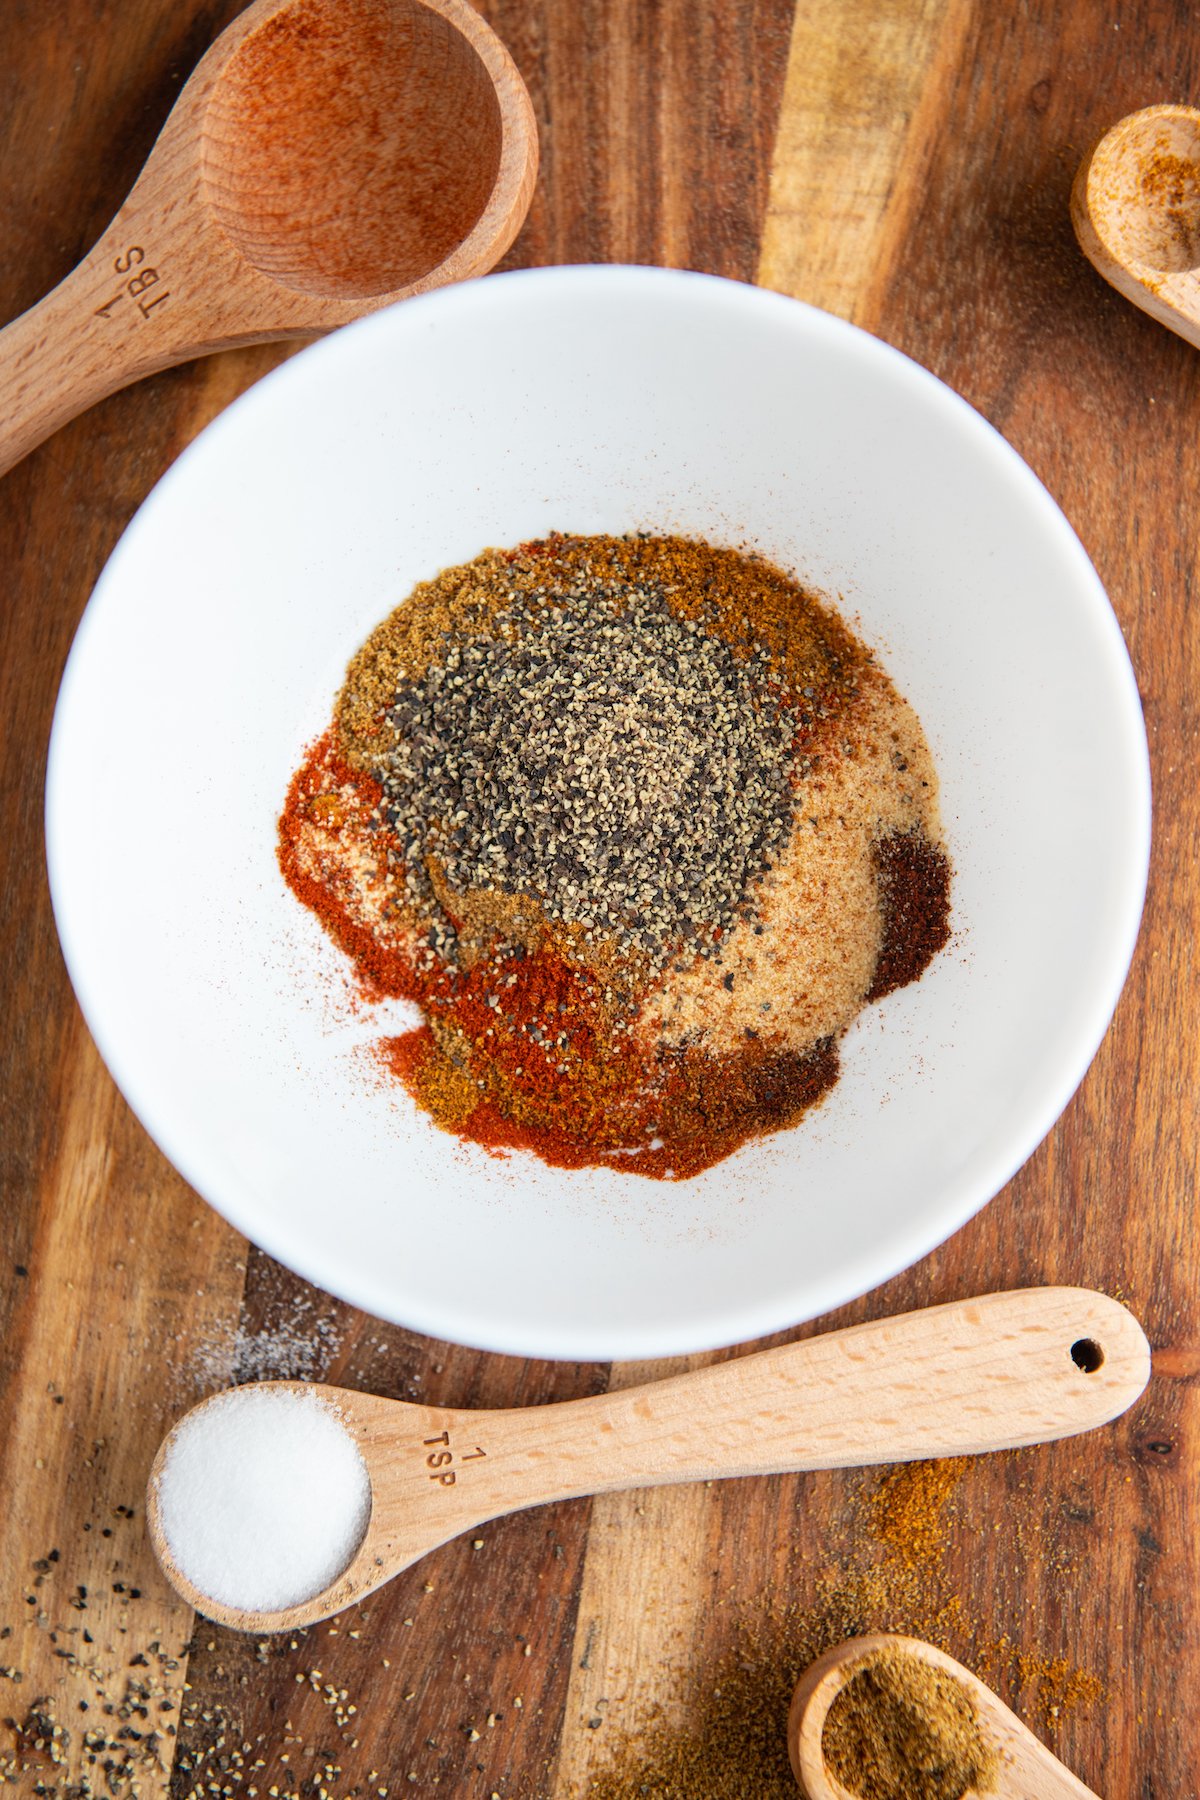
[0,8,274,1793]
[6,1,1196,1797]
[169,2,799,1792]
[490,0,793,278]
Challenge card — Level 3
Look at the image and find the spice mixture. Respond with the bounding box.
[279,534,950,1178]
[821,1648,995,1800]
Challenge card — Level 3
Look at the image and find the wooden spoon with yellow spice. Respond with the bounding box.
[789,1634,1099,1800]
[0,0,538,478]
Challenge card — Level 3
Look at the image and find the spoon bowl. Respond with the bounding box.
[1072,102,1200,348]
[146,1288,1149,1633]
[788,1634,1099,1800]
[0,0,537,475]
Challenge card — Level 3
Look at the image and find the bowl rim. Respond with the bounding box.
[45,264,1152,1359]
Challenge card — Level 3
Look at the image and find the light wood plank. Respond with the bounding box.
[555,8,977,1791]
[552,1356,723,1798]
[757,0,969,319]
[0,1015,246,1794]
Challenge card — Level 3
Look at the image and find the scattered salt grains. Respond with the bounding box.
[156,1389,371,1613]
[180,1295,345,1395]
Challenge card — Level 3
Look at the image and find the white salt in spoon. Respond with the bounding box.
[788,1634,1099,1799]
[147,1287,1150,1632]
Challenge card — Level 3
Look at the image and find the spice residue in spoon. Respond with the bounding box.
[822,1648,996,1800]
[279,533,951,1178]
[1137,146,1200,269]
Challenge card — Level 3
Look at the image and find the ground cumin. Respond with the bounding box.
[581,1457,1099,1800]
[1014,1652,1102,1734]
[867,1458,970,1568]
[822,1649,995,1800]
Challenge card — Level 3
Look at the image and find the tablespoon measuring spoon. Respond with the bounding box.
[0,0,538,478]
[789,1633,1099,1799]
[147,1288,1149,1632]
[1072,102,1200,348]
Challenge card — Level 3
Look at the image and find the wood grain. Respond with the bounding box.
[0,1011,247,1794]
[0,8,293,1793]
[757,0,971,320]
[552,5,1200,1799]
[2,2,1199,1798]
[852,13,1200,1781]
[553,1363,721,1800]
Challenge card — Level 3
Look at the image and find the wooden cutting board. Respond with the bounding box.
[1,3,1196,1796]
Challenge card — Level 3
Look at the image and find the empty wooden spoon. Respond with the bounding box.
[146,1286,1149,1632]
[788,1633,1098,1799]
[0,0,538,477]
[1072,102,1200,349]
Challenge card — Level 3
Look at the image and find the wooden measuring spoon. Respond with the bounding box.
[147,1286,1149,1632]
[0,0,538,478]
[788,1633,1098,1799]
[1072,103,1200,349]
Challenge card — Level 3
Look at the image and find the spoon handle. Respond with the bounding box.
[981,1727,1101,1798]
[454,1289,1147,1516]
[0,196,273,479]
[0,223,178,476]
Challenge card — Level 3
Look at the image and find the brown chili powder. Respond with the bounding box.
[822,1649,995,1800]
[867,831,952,1003]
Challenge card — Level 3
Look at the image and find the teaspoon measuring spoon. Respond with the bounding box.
[0,0,538,478]
[147,1287,1149,1632]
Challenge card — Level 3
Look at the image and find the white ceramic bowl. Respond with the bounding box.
[46,267,1150,1360]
